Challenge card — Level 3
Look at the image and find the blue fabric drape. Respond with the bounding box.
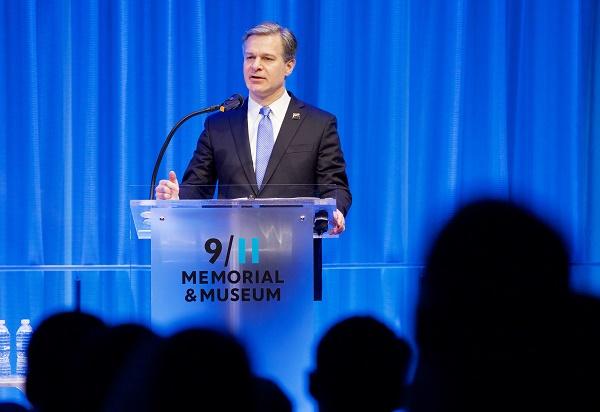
[1,0,599,406]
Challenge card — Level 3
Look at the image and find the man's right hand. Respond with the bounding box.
[155,170,180,200]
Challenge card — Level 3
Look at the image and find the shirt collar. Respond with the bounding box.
[248,89,291,119]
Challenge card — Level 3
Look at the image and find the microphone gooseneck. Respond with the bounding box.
[149,94,243,199]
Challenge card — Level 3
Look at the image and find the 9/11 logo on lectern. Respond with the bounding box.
[204,236,260,266]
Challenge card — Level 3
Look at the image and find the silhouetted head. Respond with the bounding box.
[413,199,572,411]
[253,376,292,412]
[417,199,570,350]
[26,311,106,412]
[144,328,254,412]
[309,316,412,412]
[68,323,158,412]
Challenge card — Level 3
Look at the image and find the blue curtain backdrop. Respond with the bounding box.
[0,0,599,407]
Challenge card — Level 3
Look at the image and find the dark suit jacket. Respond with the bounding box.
[180,92,352,216]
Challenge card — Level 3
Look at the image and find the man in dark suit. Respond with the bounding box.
[155,22,351,234]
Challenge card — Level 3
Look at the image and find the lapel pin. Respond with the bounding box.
[292,113,301,120]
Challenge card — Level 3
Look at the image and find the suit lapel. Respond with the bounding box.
[259,95,306,193]
[229,100,259,194]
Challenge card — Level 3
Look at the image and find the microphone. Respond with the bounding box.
[219,94,244,112]
[149,94,244,199]
[313,210,329,236]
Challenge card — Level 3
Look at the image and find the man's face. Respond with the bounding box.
[243,34,295,104]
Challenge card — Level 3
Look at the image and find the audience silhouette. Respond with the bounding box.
[253,376,292,412]
[411,199,600,411]
[67,323,157,412]
[107,327,255,412]
[309,316,412,412]
[25,311,106,412]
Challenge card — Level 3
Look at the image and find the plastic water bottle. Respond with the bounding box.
[0,320,10,377]
[16,319,32,376]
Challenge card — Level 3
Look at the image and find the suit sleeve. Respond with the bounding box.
[316,116,352,216]
[180,118,217,199]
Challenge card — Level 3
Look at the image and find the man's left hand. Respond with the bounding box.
[329,209,346,235]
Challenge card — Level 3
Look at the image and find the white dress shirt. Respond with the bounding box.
[247,90,291,171]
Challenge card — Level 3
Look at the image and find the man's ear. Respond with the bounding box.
[285,58,296,77]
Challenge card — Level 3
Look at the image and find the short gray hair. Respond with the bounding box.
[243,22,297,62]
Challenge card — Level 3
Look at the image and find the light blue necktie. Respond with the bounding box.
[255,106,274,188]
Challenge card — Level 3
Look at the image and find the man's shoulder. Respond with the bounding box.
[291,94,336,122]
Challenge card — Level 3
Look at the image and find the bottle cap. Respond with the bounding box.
[20,319,30,324]
[0,320,4,325]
